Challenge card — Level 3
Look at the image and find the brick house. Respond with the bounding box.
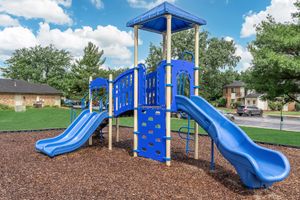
[0,79,62,108]
[223,81,246,108]
[223,81,297,111]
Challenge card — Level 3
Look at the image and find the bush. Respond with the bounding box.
[230,101,242,109]
[268,101,283,111]
[0,104,12,110]
[295,103,300,111]
[217,98,227,107]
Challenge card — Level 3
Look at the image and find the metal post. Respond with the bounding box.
[108,74,113,150]
[210,139,215,171]
[116,117,120,142]
[194,25,200,159]
[88,76,93,146]
[165,14,172,166]
[133,25,139,157]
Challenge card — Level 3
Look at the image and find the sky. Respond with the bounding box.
[0,0,298,74]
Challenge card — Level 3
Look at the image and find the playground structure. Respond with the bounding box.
[36,2,290,189]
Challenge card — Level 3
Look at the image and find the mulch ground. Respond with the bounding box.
[0,127,299,200]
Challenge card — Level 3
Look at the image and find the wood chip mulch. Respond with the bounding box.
[0,127,299,200]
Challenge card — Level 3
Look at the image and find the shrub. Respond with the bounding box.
[217,98,227,107]
[268,101,283,111]
[295,103,300,111]
[0,104,12,110]
[230,101,242,109]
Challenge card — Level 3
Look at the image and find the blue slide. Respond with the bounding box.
[175,95,290,188]
[36,110,108,157]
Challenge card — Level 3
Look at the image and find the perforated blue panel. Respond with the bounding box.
[145,71,157,105]
[157,60,195,111]
[138,107,166,162]
[113,69,134,117]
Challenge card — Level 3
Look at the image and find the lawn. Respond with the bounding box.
[0,107,80,131]
[0,108,299,147]
[117,117,300,147]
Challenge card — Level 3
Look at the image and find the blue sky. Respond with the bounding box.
[0,0,297,72]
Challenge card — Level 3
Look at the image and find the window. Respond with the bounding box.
[253,100,256,105]
[231,88,236,93]
[247,100,250,105]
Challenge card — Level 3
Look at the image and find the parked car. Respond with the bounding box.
[237,105,263,116]
[218,110,235,121]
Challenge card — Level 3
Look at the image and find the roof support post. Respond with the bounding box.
[88,76,93,146]
[108,74,113,150]
[133,25,139,157]
[162,32,167,60]
[165,14,172,166]
[194,25,199,159]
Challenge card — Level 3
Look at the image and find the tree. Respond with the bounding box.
[246,1,300,103]
[1,45,72,94]
[69,42,106,98]
[145,30,240,100]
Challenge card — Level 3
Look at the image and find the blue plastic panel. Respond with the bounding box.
[113,65,146,117]
[113,69,134,117]
[157,60,195,111]
[90,78,108,91]
[145,71,157,105]
[138,107,166,162]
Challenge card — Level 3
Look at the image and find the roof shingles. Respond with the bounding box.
[0,79,62,95]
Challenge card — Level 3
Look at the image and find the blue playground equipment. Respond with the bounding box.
[35,2,290,189]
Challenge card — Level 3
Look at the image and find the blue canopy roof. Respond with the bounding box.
[126,2,206,34]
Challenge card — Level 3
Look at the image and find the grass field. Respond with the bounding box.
[0,107,80,131]
[117,117,300,147]
[0,107,299,146]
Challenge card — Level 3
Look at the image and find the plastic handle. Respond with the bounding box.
[180,51,194,62]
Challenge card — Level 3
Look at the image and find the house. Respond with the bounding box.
[245,93,268,110]
[0,79,62,109]
[223,81,246,108]
[223,81,296,111]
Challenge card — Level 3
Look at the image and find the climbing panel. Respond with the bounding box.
[137,107,167,162]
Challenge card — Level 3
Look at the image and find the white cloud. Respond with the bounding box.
[54,0,72,8]
[235,44,253,71]
[0,14,19,27]
[0,0,72,25]
[241,0,297,38]
[0,23,136,65]
[127,0,176,9]
[90,0,104,9]
[224,36,233,42]
[224,36,253,71]
[0,26,37,61]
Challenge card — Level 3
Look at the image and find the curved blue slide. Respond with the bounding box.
[36,110,108,157]
[175,95,290,188]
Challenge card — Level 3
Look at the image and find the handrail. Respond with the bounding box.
[180,51,194,62]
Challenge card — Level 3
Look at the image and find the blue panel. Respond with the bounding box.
[156,59,195,111]
[90,78,108,90]
[138,64,146,106]
[127,2,206,34]
[175,95,290,188]
[113,69,134,117]
[138,107,166,162]
[145,71,158,105]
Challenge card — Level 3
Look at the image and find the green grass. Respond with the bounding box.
[0,109,299,147]
[117,117,300,147]
[0,107,79,131]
